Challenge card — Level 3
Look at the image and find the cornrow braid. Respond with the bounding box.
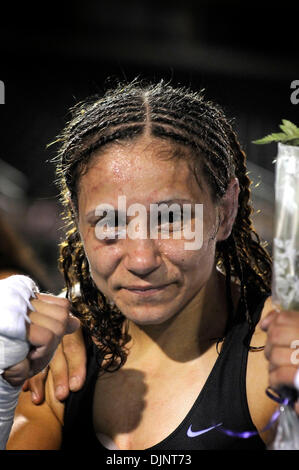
[53,78,272,372]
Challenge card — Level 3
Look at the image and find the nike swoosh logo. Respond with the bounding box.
[187,422,223,438]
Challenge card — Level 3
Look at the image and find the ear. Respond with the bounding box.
[216,177,240,242]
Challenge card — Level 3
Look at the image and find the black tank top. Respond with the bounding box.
[61,292,268,450]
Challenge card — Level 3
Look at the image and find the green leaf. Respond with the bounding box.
[279,121,299,136]
[279,124,294,135]
[252,119,299,145]
[285,135,299,141]
[252,132,289,144]
[281,119,299,134]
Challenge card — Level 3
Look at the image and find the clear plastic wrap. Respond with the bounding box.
[270,142,299,450]
[269,399,299,450]
[272,143,299,311]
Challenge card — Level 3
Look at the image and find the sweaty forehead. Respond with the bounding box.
[77,138,207,209]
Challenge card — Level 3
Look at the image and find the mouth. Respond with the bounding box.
[122,283,172,296]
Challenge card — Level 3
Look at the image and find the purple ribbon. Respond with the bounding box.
[217,388,291,439]
[188,387,291,440]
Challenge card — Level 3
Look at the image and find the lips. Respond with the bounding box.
[124,284,169,291]
[121,283,172,296]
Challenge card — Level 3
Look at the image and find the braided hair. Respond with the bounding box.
[53,78,272,372]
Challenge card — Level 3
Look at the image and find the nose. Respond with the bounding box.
[123,238,162,277]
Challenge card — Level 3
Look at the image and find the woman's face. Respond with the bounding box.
[77,136,237,325]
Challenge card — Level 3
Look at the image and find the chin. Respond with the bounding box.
[121,306,177,326]
[132,317,167,326]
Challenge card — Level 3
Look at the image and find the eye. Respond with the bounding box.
[91,211,120,228]
[93,210,127,242]
[158,211,184,231]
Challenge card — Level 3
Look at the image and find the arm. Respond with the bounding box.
[247,296,299,445]
[0,275,80,448]
[246,297,279,445]
[6,370,64,450]
[261,301,299,415]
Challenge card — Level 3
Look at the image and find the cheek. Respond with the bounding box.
[80,226,122,278]
[160,236,216,274]
[88,247,120,279]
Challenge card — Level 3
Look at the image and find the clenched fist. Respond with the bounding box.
[261,307,299,414]
[3,293,80,387]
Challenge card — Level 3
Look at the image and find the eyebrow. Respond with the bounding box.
[85,209,122,221]
[85,199,195,220]
[151,198,193,205]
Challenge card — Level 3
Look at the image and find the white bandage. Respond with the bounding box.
[294,369,299,393]
[0,275,39,449]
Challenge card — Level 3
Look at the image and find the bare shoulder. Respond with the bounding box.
[257,295,277,325]
[249,295,273,346]
[6,372,64,450]
[246,295,278,446]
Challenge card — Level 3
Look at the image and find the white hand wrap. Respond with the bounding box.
[294,369,299,393]
[0,275,39,449]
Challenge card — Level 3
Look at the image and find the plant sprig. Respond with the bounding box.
[252,119,299,146]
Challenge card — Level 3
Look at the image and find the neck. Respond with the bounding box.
[124,267,237,367]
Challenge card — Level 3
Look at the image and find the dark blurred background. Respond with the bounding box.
[0,0,298,291]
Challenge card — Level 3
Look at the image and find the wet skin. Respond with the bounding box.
[77,135,239,361]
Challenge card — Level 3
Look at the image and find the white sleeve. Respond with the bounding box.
[0,275,39,449]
